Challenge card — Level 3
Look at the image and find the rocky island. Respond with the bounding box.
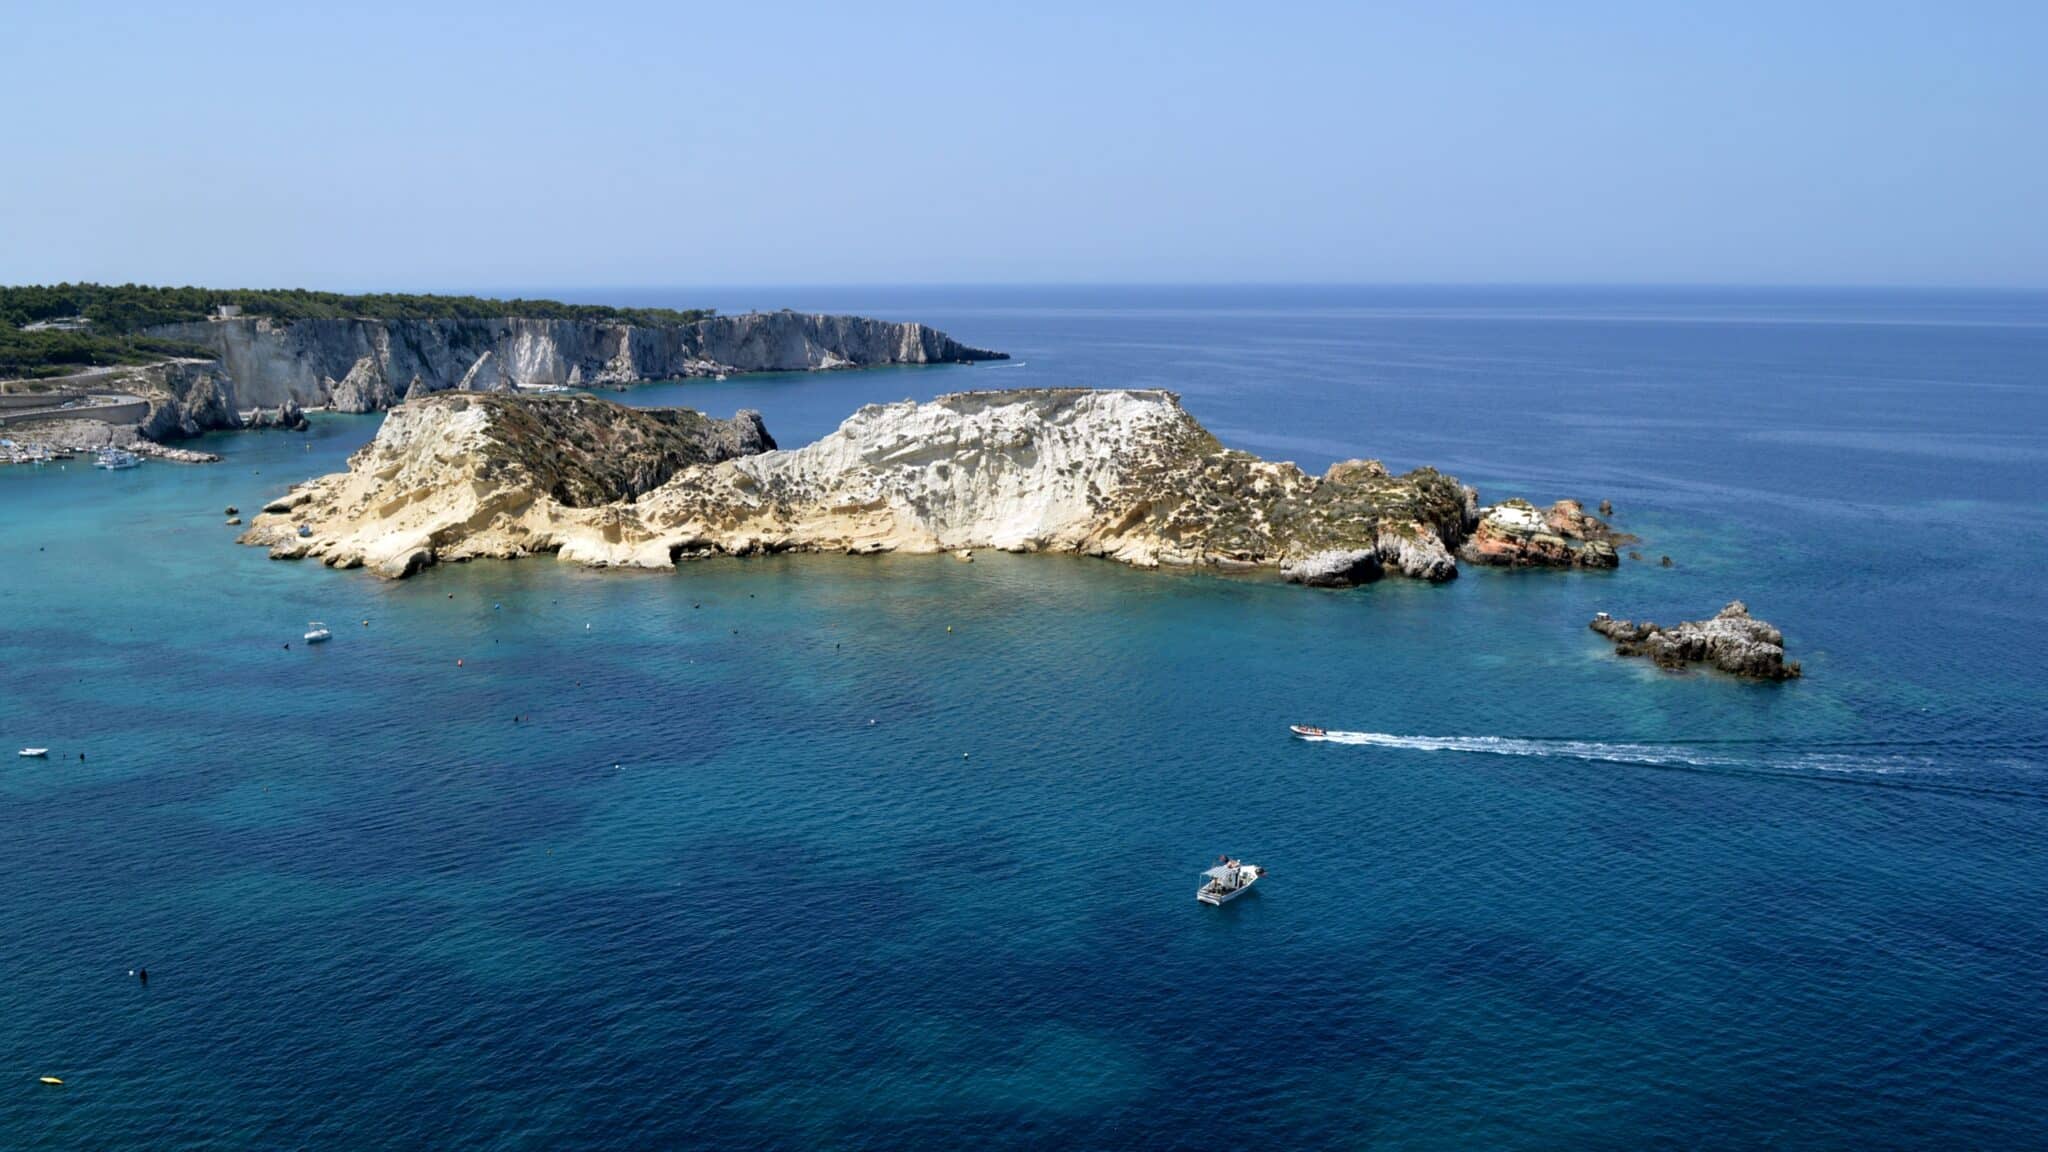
[243,387,1621,587]
[1591,602,1802,679]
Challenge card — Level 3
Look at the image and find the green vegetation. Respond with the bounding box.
[1,284,716,380]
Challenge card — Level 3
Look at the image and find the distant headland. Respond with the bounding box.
[0,284,1004,459]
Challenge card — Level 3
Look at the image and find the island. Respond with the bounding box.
[1591,603,1802,679]
[242,387,1624,585]
[0,285,1004,459]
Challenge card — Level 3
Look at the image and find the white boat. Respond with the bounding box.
[519,383,573,395]
[1197,856,1264,905]
[18,748,49,758]
[93,448,141,470]
[304,622,332,643]
[1290,724,1327,738]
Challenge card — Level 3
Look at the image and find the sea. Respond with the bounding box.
[2,286,2045,1149]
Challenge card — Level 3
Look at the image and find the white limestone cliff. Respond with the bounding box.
[242,389,1486,583]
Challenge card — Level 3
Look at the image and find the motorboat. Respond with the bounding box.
[1290,724,1327,738]
[18,748,49,758]
[1197,856,1264,905]
[93,447,141,470]
[304,622,332,643]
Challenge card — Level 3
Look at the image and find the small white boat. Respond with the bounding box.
[1290,724,1327,738]
[18,748,49,758]
[1197,856,1264,905]
[93,448,141,470]
[304,622,332,643]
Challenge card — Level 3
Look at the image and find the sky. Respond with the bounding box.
[1,0,2043,289]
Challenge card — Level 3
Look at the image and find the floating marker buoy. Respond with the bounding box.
[962,753,969,759]
[494,603,501,610]
[457,659,464,667]
[946,626,953,632]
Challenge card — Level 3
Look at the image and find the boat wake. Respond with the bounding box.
[1297,730,2048,800]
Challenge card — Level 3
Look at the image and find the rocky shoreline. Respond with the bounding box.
[242,388,1626,588]
[2,311,1003,457]
[141,311,1005,423]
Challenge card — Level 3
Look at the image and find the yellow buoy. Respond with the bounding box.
[39,1076,62,1086]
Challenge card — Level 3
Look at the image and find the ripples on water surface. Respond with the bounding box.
[2,287,2045,1148]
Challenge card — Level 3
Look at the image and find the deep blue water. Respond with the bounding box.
[3,286,2045,1149]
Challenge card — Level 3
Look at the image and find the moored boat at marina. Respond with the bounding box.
[93,447,141,470]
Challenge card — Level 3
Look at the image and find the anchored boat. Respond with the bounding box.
[93,447,141,470]
[18,748,49,758]
[1197,856,1264,905]
[304,622,332,643]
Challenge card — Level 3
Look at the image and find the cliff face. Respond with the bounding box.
[143,312,1005,414]
[242,388,1548,583]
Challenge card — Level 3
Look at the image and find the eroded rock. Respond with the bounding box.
[1591,601,1802,679]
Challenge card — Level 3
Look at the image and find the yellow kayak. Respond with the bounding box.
[38,1076,63,1086]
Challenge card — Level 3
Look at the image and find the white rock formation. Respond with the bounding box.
[242,389,1481,583]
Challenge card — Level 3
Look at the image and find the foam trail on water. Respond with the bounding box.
[1304,731,1947,778]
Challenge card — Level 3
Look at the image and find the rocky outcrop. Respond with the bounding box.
[243,389,1507,583]
[145,312,1006,413]
[1460,498,1627,569]
[136,361,242,440]
[134,360,308,437]
[1591,601,1802,679]
[1282,549,1383,587]
[20,417,218,463]
[246,398,308,431]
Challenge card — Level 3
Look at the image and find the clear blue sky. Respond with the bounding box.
[2,1,2042,288]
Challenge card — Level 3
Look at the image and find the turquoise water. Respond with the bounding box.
[3,287,2045,1148]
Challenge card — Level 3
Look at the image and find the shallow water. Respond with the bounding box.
[3,287,2045,1148]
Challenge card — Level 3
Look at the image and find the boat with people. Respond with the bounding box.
[18,748,49,758]
[93,447,141,470]
[1197,856,1265,905]
[304,622,332,643]
[1289,724,1327,738]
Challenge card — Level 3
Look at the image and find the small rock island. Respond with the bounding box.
[243,387,1624,588]
[1591,601,1802,679]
